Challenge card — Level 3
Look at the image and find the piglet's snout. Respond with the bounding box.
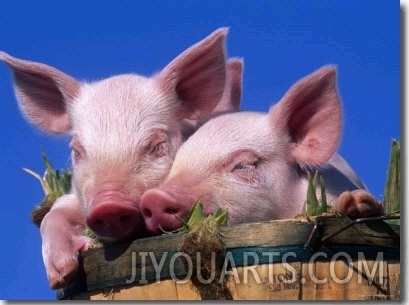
[141,189,190,234]
[86,191,143,241]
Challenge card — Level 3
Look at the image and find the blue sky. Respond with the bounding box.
[0,0,399,301]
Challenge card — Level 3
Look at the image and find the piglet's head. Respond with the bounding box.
[0,28,229,241]
[141,66,342,233]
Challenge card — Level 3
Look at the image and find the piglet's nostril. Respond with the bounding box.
[140,188,192,234]
[119,214,132,227]
[142,208,153,219]
[92,219,105,233]
[164,207,178,215]
[86,202,141,240]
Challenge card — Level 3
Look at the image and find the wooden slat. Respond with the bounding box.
[58,217,400,300]
[387,260,400,300]
[69,259,400,300]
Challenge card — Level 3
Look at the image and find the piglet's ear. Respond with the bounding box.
[0,51,79,134]
[212,57,243,114]
[157,28,227,120]
[269,65,342,165]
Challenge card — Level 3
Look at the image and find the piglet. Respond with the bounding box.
[140,65,383,235]
[0,28,244,289]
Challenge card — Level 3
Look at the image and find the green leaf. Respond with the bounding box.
[302,171,328,216]
[320,175,328,212]
[214,208,228,226]
[305,172,319,215]
[185,199,206,229]
[165,197,228,234]
[26,149,73,226]
[384,139,400,214]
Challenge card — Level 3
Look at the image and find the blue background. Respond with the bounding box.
[0,0,399,300]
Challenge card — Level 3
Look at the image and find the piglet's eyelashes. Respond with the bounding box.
[149,139,169,158]
[70,138,86,164]
[69,131,170,165]
[228,151,260,183]
[234,162,257,170]
[225,150,260,172]
[145,130,170,158]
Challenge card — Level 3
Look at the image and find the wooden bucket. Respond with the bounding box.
[57,216,400,300]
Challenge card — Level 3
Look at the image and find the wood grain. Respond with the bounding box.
[58,216,400,300]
